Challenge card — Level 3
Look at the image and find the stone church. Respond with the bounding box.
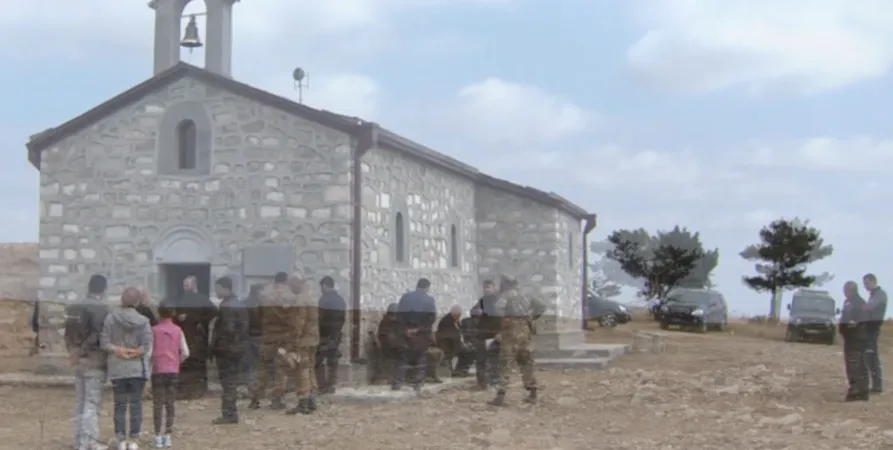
[27,0,595,360]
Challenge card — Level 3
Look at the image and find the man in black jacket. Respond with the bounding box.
[840,281,871,401]
[316,276,346,394]
[392,278,437,393]
[210,277,249,425]
[240,284,264,387]
[862,273,887,393]
[472,279,500,389]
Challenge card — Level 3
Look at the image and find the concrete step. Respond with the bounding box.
[535,343,631,359]
[537,357,611,370]
[532,330,586,350]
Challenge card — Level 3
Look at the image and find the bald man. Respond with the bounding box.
[436,305,474,377]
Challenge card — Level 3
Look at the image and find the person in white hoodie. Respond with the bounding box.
[101,287,153,450]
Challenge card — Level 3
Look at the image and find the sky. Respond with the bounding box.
[1,0,892,317]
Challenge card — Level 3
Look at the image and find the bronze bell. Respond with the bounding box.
[180,15,202,49]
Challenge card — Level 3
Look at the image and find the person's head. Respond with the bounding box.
[500,275,519,292]
[214,277,233,298]
[248,283,264,299]
[182,275,197,292]
[121,287,142,308]
[320,276,335,293]
[157,301,175,320]
[137,287,151,306]
[416,278,431,291]
[273,272,289,284]
[844,281,859,298]
[450,305,462,319]
[87,274,107,297]
[863,273,879,291]
[287,273,306,294]
[386,302,398,316]
[482,279,496,296]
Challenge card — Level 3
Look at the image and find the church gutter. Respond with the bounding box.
[350,122,378,361]
[580,213,598,329]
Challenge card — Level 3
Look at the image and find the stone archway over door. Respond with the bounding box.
[153,225,215,299]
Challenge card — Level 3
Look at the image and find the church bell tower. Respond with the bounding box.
[149,0,239,77]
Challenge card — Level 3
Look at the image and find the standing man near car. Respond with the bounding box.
[862,273,887,393]
[840,281,871,401]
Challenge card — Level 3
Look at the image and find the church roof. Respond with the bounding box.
[26,62,590,220]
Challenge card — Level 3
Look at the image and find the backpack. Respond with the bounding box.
[152,324,181,369]
[63,303,94,353]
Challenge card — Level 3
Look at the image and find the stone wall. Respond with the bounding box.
[555,212,584,328]
[359,145,479,345]
[475,185,579,332]
[36,75,353,353]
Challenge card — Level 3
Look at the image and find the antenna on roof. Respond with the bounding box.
[292,68,310,104]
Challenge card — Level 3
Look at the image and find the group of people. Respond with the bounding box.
[369,277,546,406]
[839,273,887,401]
[61,269,547,450]
[63,271,346,450]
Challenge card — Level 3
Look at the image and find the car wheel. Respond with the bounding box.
[599,314,618,328]
[659,321,669,330]
[696,321,708,333]
[827,334,836,345]
[715,318,727,332]
[784,329,794,342]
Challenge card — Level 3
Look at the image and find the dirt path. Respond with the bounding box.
[3,329,893,450]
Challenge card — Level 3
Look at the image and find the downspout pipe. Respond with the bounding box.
[580,213,597,329]
[350,122,378,362]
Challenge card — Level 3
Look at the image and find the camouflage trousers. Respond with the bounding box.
[496,332,536,390]
[251,344,290,401]
[425,347,444,380]
[844,337,870,393]
[295,347,318,396]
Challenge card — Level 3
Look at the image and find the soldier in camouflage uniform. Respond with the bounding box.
[840,280,871,401]
[488,276,546,406]
[248,272,297,410]
[287,274,320,415]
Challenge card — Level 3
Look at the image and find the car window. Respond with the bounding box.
[791,295,835,314]
[666,289,711,305]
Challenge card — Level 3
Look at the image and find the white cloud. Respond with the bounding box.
[452,78,599,145]
[626,0,893,95]
[742,136,893,172]
[262,72,381,120]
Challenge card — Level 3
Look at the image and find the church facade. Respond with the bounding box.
[27,0,595,360]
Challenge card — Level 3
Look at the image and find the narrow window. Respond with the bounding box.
[177,119,197,170]
[395,212,405,263]
[449,224,458,268]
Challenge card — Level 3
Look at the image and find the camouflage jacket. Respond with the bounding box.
[257,283,299,345]
[294,289,319,348]
[494,289,546,338]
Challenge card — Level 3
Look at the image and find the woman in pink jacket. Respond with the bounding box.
[150,302,190,449]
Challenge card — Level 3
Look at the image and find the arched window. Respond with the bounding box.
[177,119,197,170]
[395,212,405,263]
[449,224,458,268]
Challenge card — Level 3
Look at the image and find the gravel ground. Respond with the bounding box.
[4,330,893,450]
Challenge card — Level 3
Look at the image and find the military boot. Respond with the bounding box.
[247,399,261,410]
[845,390,870,402]
[523,387,537,405]
[286,398,313,415]
[488,389,507,406]
[308,396,318,411]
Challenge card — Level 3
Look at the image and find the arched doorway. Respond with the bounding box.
[153,225,214,300]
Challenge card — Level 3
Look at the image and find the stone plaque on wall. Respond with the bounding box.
[241,245,295,277]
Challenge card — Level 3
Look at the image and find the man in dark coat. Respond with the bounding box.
[472,279,501,389]
[435,305,474,377]
[210,277,249,424]
[316,276,346,394]
[840,281,871,401]
[173,275,217,400]
[392,278,437,393]
[240,283,265,387]
[862,273,887,393]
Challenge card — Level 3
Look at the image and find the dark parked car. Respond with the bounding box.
[785,289,839,345]
[586,294,631,328]
[659,288,728,333]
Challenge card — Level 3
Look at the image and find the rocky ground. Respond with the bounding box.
[2,328,892,450]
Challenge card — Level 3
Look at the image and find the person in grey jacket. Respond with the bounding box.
[100,287,153,450]
[65,274,110,450]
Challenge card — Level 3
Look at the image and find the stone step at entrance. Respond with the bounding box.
[535,343,631,359]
